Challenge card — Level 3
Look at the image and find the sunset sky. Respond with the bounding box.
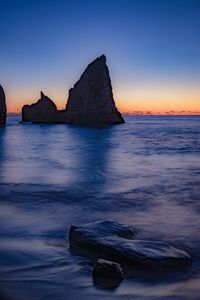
[0,0,199,114]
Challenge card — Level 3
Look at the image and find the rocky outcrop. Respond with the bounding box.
[93,258,123,288]
[22,92,57,123]
[70,220,135,243]
[66,55,124,125]
[0,85,7,125]
[69,221,192,269]
[21,55,124,125]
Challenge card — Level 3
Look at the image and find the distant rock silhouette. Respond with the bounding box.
[66,55,124,125]
[22,91,57,123]
[21,55,124,125]
[0,85,7,125]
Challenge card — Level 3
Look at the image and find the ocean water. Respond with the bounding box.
[0,115,200,300]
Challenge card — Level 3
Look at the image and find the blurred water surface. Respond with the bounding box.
[0,116,200,300]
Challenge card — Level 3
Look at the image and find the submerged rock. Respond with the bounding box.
[69,221,192,269]
[93,258,123,288]
[66,55,124,125]
[0,85,7,125]
[22,91,57,123]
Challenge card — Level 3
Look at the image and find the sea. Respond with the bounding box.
[0,115,200,300]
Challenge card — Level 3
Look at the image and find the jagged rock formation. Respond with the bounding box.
[66,55,124,125]
[0,85,7,125]
[22,92,57,123]
[21,55,124,125]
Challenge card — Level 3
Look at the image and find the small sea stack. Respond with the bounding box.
[22,91,57,123]
[65,55,124,125]
[0,85,7,125]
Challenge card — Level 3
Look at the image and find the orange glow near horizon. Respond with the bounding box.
[6,82,200,115]
[115,82,200,115]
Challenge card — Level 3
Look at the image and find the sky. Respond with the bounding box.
[0,0,200,114]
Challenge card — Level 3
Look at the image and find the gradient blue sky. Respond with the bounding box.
[0,0,200,113]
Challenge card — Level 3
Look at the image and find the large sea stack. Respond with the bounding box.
[21,55,124,125]
[66,55,124,125]
[0,85,7,125]
[22,92,57,123]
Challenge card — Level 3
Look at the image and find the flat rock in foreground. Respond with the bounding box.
[70,220,135,242]
[69,221,192,268]
[0,85,7,125]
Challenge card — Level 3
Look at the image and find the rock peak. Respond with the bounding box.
[40,91,45,99]
[99,54,106,63]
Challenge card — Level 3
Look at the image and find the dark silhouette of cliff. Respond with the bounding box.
[65,55,124,124]
[0,85,7,125]
[21,55,124,125]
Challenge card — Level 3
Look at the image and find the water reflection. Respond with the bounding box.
[0,121,114,192]
[67,126,113,191]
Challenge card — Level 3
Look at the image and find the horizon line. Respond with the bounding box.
[7,112,200,116]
